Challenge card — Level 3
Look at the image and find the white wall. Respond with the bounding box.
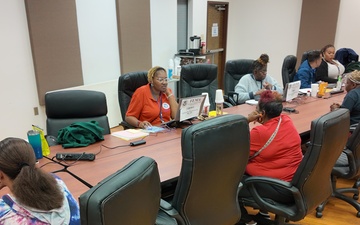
[225,0,302,84]
[75,0,121,85]
[1,0,360,140]
[335,0,360,54]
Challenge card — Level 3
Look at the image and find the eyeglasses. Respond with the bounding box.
[155,78,169,83]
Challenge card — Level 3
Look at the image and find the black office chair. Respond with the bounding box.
[45,90,110,145]
[223,59,254,105]
[281,55,297,87]
[160,114,250,225]
[79,156,177,225]
[179,63,219,110]
[316,122,360,218]
[118,71,148,129]
[242,108,350,225]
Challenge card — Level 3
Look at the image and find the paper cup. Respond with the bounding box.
[311,84,318,97]
[215,89,224,103]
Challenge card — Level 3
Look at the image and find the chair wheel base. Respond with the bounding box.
[354,194,359,200]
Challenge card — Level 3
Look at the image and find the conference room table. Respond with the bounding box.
[0,93,346,200]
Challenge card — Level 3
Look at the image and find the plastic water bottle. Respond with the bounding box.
[336,75,342,90]
[168,59,174,80]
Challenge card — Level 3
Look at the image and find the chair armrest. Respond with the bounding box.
[350,123,358,133]
[159,199,185,225]
[45,135,58,146]
[228,91,239,104]
[120,121,136,130]
[244,176,305,219]
[341,148,357,177]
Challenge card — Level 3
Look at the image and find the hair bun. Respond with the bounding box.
[258,54,269,65]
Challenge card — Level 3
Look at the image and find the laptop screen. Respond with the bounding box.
[283,81,301,102]
[175,95,206,122]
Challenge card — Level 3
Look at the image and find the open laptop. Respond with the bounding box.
[163,94,206,127]
[283,80,301,102]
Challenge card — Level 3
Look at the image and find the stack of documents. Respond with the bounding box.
[111,129,149,141]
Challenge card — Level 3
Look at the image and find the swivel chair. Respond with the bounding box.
[316,122,360,218]
[179,63,218,110]
[281,55,297,87]
[118,71,148,129]
[79,156,177,225]
[45,90,110,145]
[242,108,350,225]
[160,114,250,225]
[223,59,254,105]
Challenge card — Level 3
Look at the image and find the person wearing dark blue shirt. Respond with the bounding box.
[331,70,360,125]
[293,50,322,88]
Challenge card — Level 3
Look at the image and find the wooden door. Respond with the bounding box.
[206,2,228,89]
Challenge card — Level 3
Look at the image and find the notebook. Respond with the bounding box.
[111,129,149,141]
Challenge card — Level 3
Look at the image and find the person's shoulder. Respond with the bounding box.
[239,73,252,81]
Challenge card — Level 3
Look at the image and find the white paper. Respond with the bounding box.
[245,99,258,105]
[211,23,218,37]
[285,81,301,101]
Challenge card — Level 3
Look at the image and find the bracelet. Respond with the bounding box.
[167,94,174,99]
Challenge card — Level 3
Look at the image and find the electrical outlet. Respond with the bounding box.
[33,107,39,116]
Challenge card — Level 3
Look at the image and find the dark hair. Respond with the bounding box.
[0,138,64,210]
[258,90,283,119]
[321,44,335,55]
[253,54,269,72]
[307,50,321,63]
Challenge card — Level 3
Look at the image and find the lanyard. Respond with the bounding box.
[159,96,164,123]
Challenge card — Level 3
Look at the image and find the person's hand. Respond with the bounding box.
[255,89,266,96]
[263,82,273,90]
[138,121,152,129]
[330,103,341,111]
[247,111,262,123]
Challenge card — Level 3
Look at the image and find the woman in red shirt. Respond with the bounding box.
[125,66,179,128]
[239,90,303,225]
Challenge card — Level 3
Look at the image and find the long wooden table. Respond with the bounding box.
[1,93,346,200]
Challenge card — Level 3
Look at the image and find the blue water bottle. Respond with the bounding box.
[27,130,43,159]
[168,59,174,79]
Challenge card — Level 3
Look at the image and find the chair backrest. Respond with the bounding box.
[290,108,350,221]
[335,48,359,67]
[223,59,254,95]
[79,156,161,225]
[300,51,310,65]
[172,114,250,225]
[281,55,297,87]
[45,90,110,137]
[179,63,218,110]
[118,71,148,121]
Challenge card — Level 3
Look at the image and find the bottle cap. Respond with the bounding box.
[215,89,224,103]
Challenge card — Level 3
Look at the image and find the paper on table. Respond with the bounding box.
[111,129,149,141]
[245,99,258,105]
[299,88,311,94]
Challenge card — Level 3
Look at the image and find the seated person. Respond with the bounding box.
[316,44,345,83]
[234,54,283,104]
[238,90,303,225]
[330,70,360,125]
[125,66,179,128]
[293,50,322,88]
[0,137,80,224]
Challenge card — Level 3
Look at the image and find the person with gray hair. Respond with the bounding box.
[330,70,360,125]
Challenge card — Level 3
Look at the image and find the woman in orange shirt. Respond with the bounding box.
[125,66,178,128]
